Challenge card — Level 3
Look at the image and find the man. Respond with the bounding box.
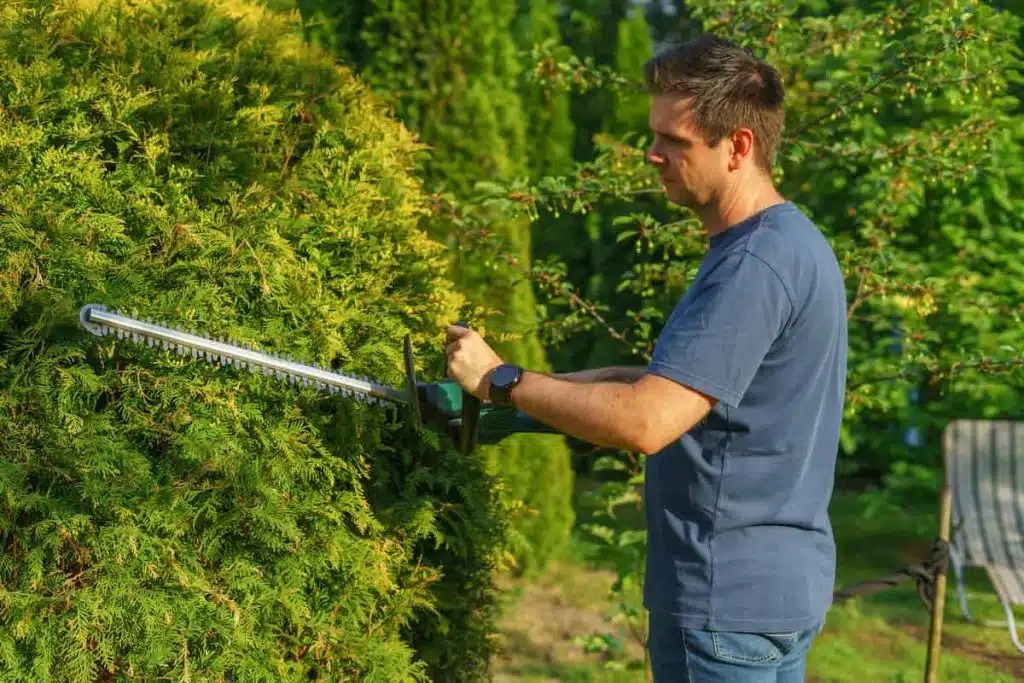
[446,34,847,682]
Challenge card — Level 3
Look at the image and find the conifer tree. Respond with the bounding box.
[289,0,578,575]
[532,2,659,395]
[0,0,505,680]
[512,0,577,180]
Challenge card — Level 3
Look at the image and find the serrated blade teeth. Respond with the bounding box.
[79,305,405,406]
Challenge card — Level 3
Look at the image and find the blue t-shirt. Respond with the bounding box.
[644,201,848,633]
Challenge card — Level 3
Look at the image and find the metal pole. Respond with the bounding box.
[924,480,953,683]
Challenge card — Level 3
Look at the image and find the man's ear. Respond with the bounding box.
[729,128,755,171]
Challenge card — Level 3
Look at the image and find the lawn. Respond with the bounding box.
[491,475,1024,682]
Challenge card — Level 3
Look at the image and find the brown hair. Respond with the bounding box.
[644,34,785,173]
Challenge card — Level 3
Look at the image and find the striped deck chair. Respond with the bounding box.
[943,418,1024,654]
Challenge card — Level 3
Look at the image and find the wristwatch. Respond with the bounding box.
[488,364,524,406]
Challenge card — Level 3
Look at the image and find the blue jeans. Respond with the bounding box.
[647,611,820,682]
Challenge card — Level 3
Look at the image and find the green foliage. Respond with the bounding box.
[482,0,1024,464]
[0,0,507,680]
[450,0,1024,665]
[749,0,1024,471]
[288,0,578,576]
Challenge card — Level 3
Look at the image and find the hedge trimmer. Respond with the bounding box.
[79,304,558,454]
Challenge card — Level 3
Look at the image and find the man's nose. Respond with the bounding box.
[647,148,667,166]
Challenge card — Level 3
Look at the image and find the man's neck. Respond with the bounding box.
[700,180,785,237]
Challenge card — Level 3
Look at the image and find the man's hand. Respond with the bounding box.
[446,325,504,401]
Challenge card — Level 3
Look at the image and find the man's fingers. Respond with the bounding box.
[446,325,473,343]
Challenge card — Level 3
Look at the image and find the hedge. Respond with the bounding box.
[0,0,506,680]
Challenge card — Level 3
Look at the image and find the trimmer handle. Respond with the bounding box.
[402,333,422,432]
[415,381,560,447]
[452,322,480,455]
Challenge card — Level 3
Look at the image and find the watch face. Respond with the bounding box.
[492,364,520,387]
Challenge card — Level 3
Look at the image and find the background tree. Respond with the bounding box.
[518,0,1024,481]
[279,0,581,575]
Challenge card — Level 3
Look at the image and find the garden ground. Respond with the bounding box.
[491,476,1024,682]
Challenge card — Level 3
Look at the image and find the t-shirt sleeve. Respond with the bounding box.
[646,250,792,408]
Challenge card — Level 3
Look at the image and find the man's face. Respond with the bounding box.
[646,95,731,209]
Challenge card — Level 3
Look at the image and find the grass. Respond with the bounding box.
[491,474,1024,682]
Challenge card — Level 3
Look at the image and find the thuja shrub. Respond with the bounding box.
[0,0,506,681]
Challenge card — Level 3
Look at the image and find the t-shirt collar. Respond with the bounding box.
[708,201,795,250]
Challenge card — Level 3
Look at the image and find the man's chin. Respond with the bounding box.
[665,187,695,207]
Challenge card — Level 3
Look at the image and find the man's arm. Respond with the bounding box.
[505,370,714,455]
[443,327,714,454]
[553,366,647,384]
[447,249,791,453]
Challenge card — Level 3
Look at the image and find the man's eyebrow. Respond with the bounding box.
[652,129,689,144]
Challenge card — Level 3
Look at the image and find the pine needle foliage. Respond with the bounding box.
[0,0,505,680]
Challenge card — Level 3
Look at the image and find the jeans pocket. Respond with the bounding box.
[710,630,801,664]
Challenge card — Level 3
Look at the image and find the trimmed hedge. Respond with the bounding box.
[0,0,505,680]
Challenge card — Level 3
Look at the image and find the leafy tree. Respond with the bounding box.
[516,0,1024,469]
[0,0,506,680]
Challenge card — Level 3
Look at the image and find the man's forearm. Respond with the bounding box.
[554,366,648,384]
[508,371,645,452]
